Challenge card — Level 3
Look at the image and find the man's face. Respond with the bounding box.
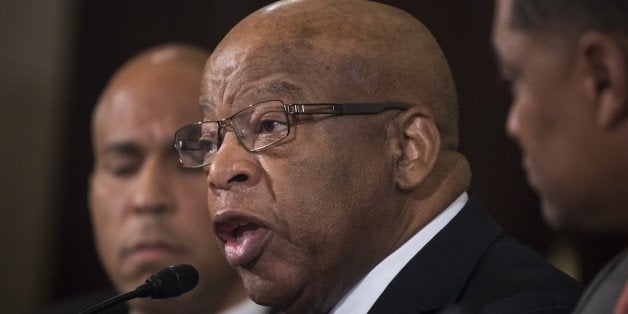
[89,61,234,300]
[492,0,603,229]
[200,43,402,310]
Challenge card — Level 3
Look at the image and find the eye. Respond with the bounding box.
[177,138,215,152]
[258,119,287,133]
[253,110,288,134]
[104,158,140,177]
[198,138,216,151]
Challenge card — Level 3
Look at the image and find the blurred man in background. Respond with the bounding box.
[42,44,263,313]
[492,0,628,312]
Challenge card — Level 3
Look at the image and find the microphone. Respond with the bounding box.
[80,264,199,314]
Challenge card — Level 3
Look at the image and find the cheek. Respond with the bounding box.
[263,155,341,243]
[512,83,558,148]
[90,175,128,232]
[176,175,210,215]
[264,128,391,255]
[88,174,133,268]
[172,175,214,239]
[162,175,231,283]
[513,79,594,205]
[514,58,582,148]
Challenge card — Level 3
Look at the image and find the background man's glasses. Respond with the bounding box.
[174,100,410,168]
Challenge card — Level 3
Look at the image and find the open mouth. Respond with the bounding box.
[215,219,269,266]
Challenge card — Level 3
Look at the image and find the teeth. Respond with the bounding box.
[232,222,247,239]
[220,221,255,243]
[236,226,247,242]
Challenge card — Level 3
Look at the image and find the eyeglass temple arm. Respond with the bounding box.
[285,102,410,115]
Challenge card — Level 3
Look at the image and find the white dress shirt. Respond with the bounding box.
[219,298,269,314]
[330,192,469,314]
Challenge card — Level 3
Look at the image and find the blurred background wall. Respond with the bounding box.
[1,1,72,312]
[1,0,624,312]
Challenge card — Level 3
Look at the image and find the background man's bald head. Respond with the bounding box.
[93,43,209,136]
[209,0,459,148]
[116,43,208,75]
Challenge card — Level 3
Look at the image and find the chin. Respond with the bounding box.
[242,278,281,306]
[240,271,295,309]
[113,265,161,293]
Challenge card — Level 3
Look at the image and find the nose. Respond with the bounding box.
[206,132,262,196]
[132,157,175,214]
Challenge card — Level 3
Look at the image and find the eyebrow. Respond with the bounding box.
[103,139,177,156]
[103,141,141,156]
[199,102,213,117]
[260,81,304,98]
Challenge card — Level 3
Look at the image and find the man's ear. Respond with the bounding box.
[578,32,628,128]
[392,106,441,191]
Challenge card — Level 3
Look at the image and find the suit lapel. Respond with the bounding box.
[369,194,502,313]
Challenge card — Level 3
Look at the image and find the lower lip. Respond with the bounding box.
[224,227,269,266]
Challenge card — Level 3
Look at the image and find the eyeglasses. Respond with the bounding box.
[174,100,410,168]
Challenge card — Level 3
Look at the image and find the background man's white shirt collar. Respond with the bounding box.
[330,192,469,314]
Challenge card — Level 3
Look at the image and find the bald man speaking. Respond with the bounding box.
[173,1,583,313]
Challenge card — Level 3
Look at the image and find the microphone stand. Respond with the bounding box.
[79,291,135,314]
[79,264,198,313]
[79,282,153,313]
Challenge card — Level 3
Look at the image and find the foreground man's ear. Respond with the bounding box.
[578,32,628,128]
[392,106,441,191]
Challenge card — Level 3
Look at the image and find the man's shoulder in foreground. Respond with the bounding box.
[370,193,583,313]
[572,248,628,314]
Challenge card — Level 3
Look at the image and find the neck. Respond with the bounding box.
[401,150,471,241]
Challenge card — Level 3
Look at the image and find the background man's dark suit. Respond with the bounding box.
[370,194,583,313]
[573,249,628,313]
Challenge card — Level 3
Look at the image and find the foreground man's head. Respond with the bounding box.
[90,44,245,313]
[197,0,471,311]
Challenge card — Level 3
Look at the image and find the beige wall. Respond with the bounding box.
[0,0,73,311]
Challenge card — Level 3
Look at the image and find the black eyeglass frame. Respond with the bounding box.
[174,100,411,168]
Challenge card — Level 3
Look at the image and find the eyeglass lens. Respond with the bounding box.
[175,100,290,167]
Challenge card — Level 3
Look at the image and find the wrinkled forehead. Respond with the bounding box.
[203,32,365,120]
[200,34,384,119]
[199,0,423,119]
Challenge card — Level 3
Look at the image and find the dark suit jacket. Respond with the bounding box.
[572,248,628,313]
[369,193,583,313]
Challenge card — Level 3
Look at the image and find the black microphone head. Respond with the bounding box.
[139,264,199,299]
